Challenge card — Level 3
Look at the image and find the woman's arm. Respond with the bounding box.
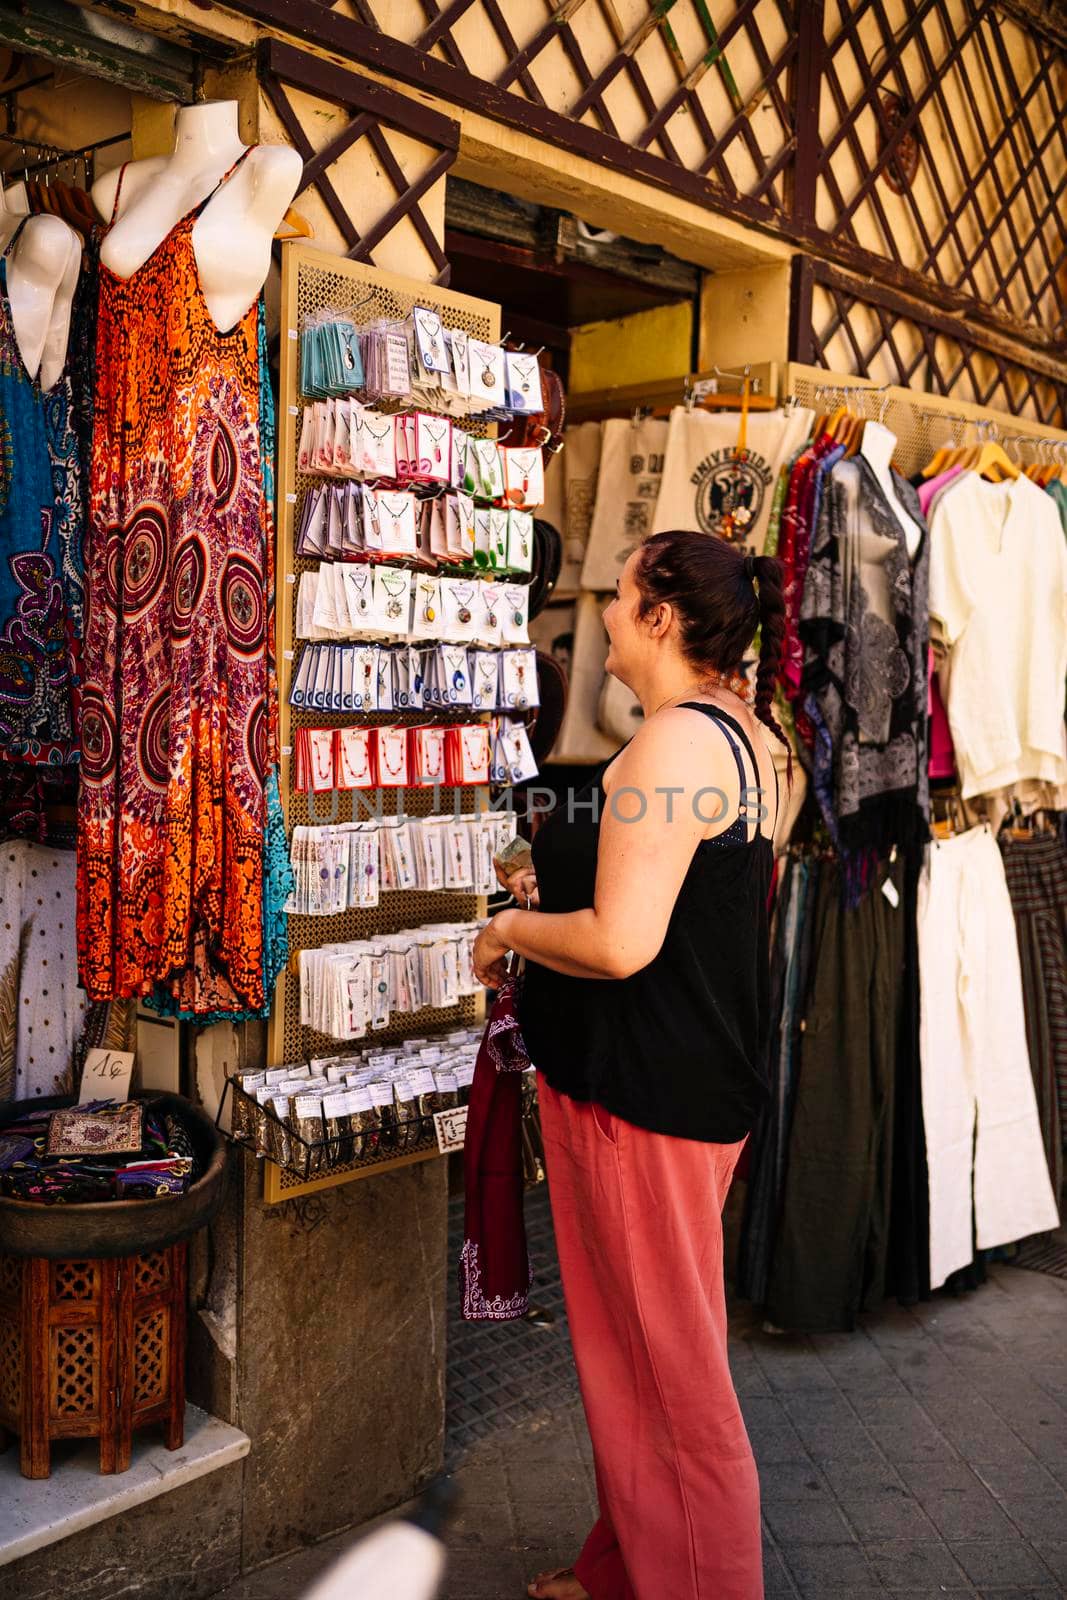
[474,709,739,984]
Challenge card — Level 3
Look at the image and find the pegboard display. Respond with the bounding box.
[783,364,1067,480]
[270,246,503,1189]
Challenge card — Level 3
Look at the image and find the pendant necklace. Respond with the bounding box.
[451,582,475,625]
[349,566,371,613]
[461,724,486,772]
[379,572,408,620]
[479,349,499,390]
[378,495,412,546]
[510,448,538,495]
[445,647,468,696]
[380,733,405,779]
[474,438,499,494]
[421,418,449,464]
[415,309,444,369]
[505,586,525,628]
[342,732,372,785]
[479,585,498,630]
[510,355,536,397]
[311,734,334,790]
[420,582,437,624]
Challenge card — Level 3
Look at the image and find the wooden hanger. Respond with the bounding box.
[274,206,313,241]
[966,439,1020,482]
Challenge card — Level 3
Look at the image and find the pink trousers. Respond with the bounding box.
[538,1074,764,1600]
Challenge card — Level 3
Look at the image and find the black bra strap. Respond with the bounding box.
[678,702,761,777]
[680,701,781,836]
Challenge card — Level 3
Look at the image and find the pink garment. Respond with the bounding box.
[929,672,956,779]
[538,1074,763,1600]
[917,465,965,518]
[920,469,964,780]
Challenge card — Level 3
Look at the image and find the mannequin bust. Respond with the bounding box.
[93,100,302,334]
[0,187,79,390]
[859,419,923,559]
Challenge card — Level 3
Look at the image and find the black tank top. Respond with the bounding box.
[520,704,775,1143]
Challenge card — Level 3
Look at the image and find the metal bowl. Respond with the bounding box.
[0,1093,228,1260]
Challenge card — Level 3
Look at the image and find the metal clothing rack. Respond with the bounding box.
[0,130,128,187]
[783,362,1067,479]
[565,360,780,423]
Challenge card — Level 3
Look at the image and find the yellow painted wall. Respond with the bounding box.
[569,300,693,393]
[700,262,792,371]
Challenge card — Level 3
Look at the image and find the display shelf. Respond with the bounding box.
[218,1076,458,1198]
[270,247,502,1198]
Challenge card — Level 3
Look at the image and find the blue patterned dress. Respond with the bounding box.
[0,220,81,821]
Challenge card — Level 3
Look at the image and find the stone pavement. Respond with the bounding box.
[219,1194,1067,1599]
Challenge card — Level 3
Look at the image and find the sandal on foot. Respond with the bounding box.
[527,1567,585,1599]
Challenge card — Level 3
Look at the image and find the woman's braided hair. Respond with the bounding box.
[632,530,791,765]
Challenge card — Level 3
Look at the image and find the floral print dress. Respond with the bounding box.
[77,151,287,1018]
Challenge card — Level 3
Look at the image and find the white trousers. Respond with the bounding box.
[918,826,1060,1290]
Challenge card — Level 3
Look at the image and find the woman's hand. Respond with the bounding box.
[494,861,540,908]
[473,915,514,988]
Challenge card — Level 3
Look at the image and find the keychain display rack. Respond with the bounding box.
[269,246,503,1201]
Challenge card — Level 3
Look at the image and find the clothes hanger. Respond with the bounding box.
[274,206,313,241]
[967,422,1020,483]
[922,413,971,478]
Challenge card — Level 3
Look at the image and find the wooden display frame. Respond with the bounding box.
[266,243,500,1200]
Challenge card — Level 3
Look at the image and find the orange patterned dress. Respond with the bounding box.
[77,153,275,1015]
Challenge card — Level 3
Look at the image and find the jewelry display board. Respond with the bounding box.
[268,245,501,1201]
[783,363,1067,479]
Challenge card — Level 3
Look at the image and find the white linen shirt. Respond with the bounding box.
[928,472,1067,799]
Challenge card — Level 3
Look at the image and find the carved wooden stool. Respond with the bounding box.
[0,1243,187,1478]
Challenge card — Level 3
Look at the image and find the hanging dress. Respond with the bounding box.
[78,152,283,1017]
[0,217,82,834]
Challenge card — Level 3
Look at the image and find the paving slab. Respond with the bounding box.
[214,1195,1067,1600]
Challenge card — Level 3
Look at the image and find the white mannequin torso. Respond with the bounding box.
[93,101,302,334]
[860,420,923,559]
[0,200,80,391]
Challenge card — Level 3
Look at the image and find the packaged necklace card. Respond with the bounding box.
[469,437,504,500]
[491,716,539,785]
[373,564,413,631]
[468,340,506,410]
[411,306,450,376]
[507,509,534,572]
[373,490,419,557]
[377,724,410,787]
[415,413,452,482]
[337,726,376,789]
[409,724,447,787]
[504,350,544,413]
[440,577,479,643]
[357,410,398,479]
[471,649,501,710]
[448,722,491,784]
[501,445,545,509]
[500,647,539,709]
[411,575,443,640]
[500,584,531,644]
[489,507,510,569]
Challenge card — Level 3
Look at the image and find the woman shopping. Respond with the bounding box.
[472,531,786,1600]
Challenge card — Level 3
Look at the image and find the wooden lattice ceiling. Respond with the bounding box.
[237,1,1066,357]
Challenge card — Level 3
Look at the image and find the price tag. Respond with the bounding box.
[433,1104,468,1154]
[78,1048,135,1105]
